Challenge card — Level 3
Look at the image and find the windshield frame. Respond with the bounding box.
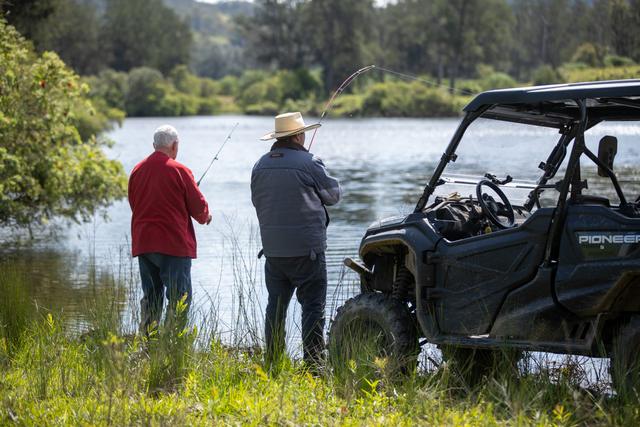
[415,99,638,213]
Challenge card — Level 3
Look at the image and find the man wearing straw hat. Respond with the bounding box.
[251,112,342,370]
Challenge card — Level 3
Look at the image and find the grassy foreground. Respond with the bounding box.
[1,262,640,426]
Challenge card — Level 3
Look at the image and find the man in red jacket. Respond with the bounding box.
[128,124,211,333]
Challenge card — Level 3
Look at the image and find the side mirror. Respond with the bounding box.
[597,135,617,177]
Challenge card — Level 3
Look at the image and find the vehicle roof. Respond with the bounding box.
[464,79,640,128]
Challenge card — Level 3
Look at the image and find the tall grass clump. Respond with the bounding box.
[0,263,34,356]
[146,296,197,393]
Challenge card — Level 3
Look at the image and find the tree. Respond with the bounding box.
[610,0,640,60]
[377,0,442,75]
[236,0,310,70]
[632,0,640,61]
[32,0,105,75]
[101,0,192,74]
[306,0,375,93]
[432,0,513,92]
[0,19,126,228]
[0,0,57,41]
[510,0,574,79]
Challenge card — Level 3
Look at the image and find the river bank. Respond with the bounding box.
[86,64,640,119]
[0,261,635,426]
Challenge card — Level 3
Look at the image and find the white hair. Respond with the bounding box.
[153,125,179,148]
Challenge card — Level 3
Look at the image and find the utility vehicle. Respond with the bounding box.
[329,80,640,390]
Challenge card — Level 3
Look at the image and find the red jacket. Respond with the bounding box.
[128,151,209,258]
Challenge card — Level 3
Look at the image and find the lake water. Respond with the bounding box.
[3,115,640,359]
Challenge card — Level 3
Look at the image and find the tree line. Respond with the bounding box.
[0,0,191,75]
[241,0,640,93]
[3,0,640,95]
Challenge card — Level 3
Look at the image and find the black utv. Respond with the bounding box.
[329,80,640,391]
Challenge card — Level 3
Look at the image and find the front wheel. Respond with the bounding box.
[328,293,419,380]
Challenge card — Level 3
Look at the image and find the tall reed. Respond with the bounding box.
[0,262,33,356]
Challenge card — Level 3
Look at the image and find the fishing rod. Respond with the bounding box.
[307,64,473,150]
[196,122,239,186]
[308,65,377,150]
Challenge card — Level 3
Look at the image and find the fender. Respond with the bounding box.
[358,215,444,341]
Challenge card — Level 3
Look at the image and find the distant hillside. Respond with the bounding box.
[83,0,253,38]
[158,0,254,77]
[163,0,254,37]
[82,0,253,77]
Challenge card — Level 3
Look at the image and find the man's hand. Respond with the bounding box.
[206,214,212,225]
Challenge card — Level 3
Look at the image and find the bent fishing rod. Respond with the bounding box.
[196,122,239,186]
[308,65,376,150]
[307,64,473,151]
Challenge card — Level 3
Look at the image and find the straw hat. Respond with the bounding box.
[260,112,321,141]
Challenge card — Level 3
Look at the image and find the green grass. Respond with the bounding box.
[1,261,640,425]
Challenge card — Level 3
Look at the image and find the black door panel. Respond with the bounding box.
[434,210,552,335]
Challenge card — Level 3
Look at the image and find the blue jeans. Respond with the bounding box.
[264,252,327,367]
[138,253,192,333]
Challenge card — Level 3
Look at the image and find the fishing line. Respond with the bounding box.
[197,122,239,186]
[308,65,376,150]
[308,65,473,150]
[374,65,475,96]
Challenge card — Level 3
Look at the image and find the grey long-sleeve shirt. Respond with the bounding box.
[251,143,342,257]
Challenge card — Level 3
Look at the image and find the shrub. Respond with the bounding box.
[86,69,129,112]
[330,94,364,117]
[73,97,125,141]
[200,79,221,98]
[411,84,460,117]
[233,69,321,114]
[532,65,565,85]
[457,80,483,95]
[197,97,221,115]
[562,64,640,83]
[244,101,280,116]
[125,67,168,116]
[176,93,200,116]
[278,69,322,101]
[237,78,283,110]
[604,54,636,67]
[169,64,202,97]
[218,75,239,96]
[237,69,271,93]
[479,72,517,91]
[0,19,126,227]
[281,97,317,116]
[360,81,459,117]
[572,43,603,67]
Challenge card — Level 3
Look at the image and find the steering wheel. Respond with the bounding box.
[476,180,515,229]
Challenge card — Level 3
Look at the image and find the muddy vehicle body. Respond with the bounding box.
[330,80,640,388]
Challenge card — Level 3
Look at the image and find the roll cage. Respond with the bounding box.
[414,79,640,266]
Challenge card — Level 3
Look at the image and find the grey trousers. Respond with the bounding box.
[264,252,327,366]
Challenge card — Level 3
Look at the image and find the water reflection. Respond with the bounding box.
[0,247,130,329]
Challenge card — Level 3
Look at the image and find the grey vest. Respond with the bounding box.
[251,144,341,257]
